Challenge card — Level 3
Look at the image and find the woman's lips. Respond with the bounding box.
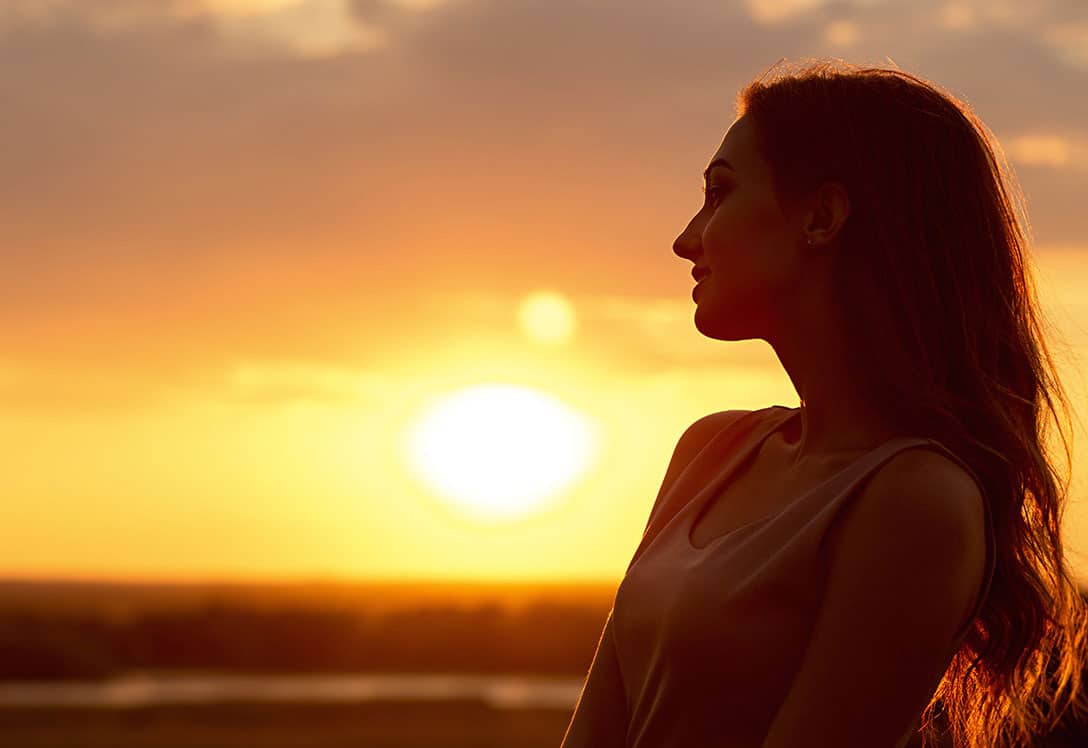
[692,276,709,300]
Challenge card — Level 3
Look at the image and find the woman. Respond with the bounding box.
[560,59,1088,748]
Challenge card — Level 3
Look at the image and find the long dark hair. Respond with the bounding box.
[736,58,1088,747]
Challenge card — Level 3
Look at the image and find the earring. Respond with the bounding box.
[806,238,815,246]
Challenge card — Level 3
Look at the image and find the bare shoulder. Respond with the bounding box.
[674,408,751,461]
[646,409,753,528]
[831,442,988,591]
[864,445,985,527]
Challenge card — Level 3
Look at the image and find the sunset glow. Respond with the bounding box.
[4,0,1088,586]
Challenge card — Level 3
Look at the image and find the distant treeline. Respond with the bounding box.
[0,599,613,680]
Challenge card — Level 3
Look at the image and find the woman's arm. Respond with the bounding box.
[559,606,627,748]
[759,449,987,748]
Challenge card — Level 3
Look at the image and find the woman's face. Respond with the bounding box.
[673,114,810,341]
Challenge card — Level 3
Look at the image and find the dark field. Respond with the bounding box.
[0,580,591,747]
[2,579,1086,747]
[0,579,615,680]
[0,701,572,748]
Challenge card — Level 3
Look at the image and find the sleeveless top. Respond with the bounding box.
[560,405,997,748]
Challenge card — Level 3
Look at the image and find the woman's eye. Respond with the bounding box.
[703,185,724,206]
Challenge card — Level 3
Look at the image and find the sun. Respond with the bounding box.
[403,383,599,522]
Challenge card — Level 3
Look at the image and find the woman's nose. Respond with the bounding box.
[673,233,697,261]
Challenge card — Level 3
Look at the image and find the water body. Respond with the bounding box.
[0,673,583,710]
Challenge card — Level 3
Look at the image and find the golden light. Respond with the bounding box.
[518,291,577,346]
[403,383,599,522]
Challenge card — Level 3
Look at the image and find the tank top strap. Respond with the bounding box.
[627,406,797,573]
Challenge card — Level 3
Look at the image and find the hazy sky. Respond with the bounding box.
[3,0,1088,583]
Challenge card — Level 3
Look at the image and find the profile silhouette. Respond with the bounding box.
[561,58,1088,748]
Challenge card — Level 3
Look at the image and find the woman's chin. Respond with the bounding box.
[693,302,724,337]
[694,300,751,341]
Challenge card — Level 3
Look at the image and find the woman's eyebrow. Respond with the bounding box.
[703,157,735,182]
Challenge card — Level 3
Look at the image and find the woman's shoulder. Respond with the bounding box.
[678,406,771,449]
[681,408,749,442]
[668,407,773,472]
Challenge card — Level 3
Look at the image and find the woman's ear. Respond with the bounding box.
[806,181,851,245]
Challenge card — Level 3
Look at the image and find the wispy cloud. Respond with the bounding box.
[193,0,387,57]
[1006,133,1088,170]
[0,0,392,56]
[823,19,862,46]
[224,361,395,404]
[1042,21,1088,70]
[932,0,1056,32]
[744,0,833,25]
[1,0,1086,409]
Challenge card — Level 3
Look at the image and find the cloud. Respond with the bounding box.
[523,292,779,370]
[1042,21,1088,70]
[192,0,324,16]
[1005,133,1088,170]
[932,0,1056,32]
[745,0,830,25]
[222,360,395,404]
[2,0,1087,410]
[0,0,391,56]
[742,0,892,26]
[824,19,862,46]
[208,1,387,57]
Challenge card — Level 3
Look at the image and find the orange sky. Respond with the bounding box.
[3,0,1088,584]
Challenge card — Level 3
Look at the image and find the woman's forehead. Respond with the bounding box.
[708,115,758,178]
